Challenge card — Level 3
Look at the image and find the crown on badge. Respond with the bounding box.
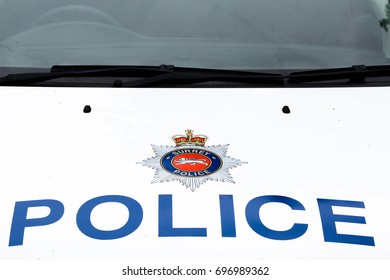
[172,129,208,147]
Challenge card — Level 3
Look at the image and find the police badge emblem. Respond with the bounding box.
[139,129,246,191]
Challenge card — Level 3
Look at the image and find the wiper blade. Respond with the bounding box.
[123,67,284,87]
[0,65,171,86]
[288,65,390,84]
[0,65,283,86]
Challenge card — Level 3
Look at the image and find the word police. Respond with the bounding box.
[8,195,374,247]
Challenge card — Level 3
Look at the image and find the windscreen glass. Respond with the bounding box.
[0,0,389,70]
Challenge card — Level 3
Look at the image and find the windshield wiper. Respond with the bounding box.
[4,64,386,87]
[288,65,390,84]
[0,65,172,86]
[0,65,284,86]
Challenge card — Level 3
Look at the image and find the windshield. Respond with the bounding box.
[0,0,390,70]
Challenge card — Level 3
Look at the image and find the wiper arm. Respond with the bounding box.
[0,65,284,86]
[122,66,284,87]
[0,65,171,86]
[288,65,390,84]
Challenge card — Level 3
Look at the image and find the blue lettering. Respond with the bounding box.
[158,195,207,237]
[219,195,236,237]
[245,195,308,240]
[317,198,375,246]
[6,194,377,248]
[9,199,64,246]
[76,195,143,240]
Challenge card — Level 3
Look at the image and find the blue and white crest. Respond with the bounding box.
[138,130,246,191]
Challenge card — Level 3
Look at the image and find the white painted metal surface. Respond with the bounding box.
[0,87,389,260]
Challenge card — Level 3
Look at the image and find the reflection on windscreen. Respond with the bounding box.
[0,0,388,69]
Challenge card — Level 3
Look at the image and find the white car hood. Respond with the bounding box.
[0,86,389,260]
